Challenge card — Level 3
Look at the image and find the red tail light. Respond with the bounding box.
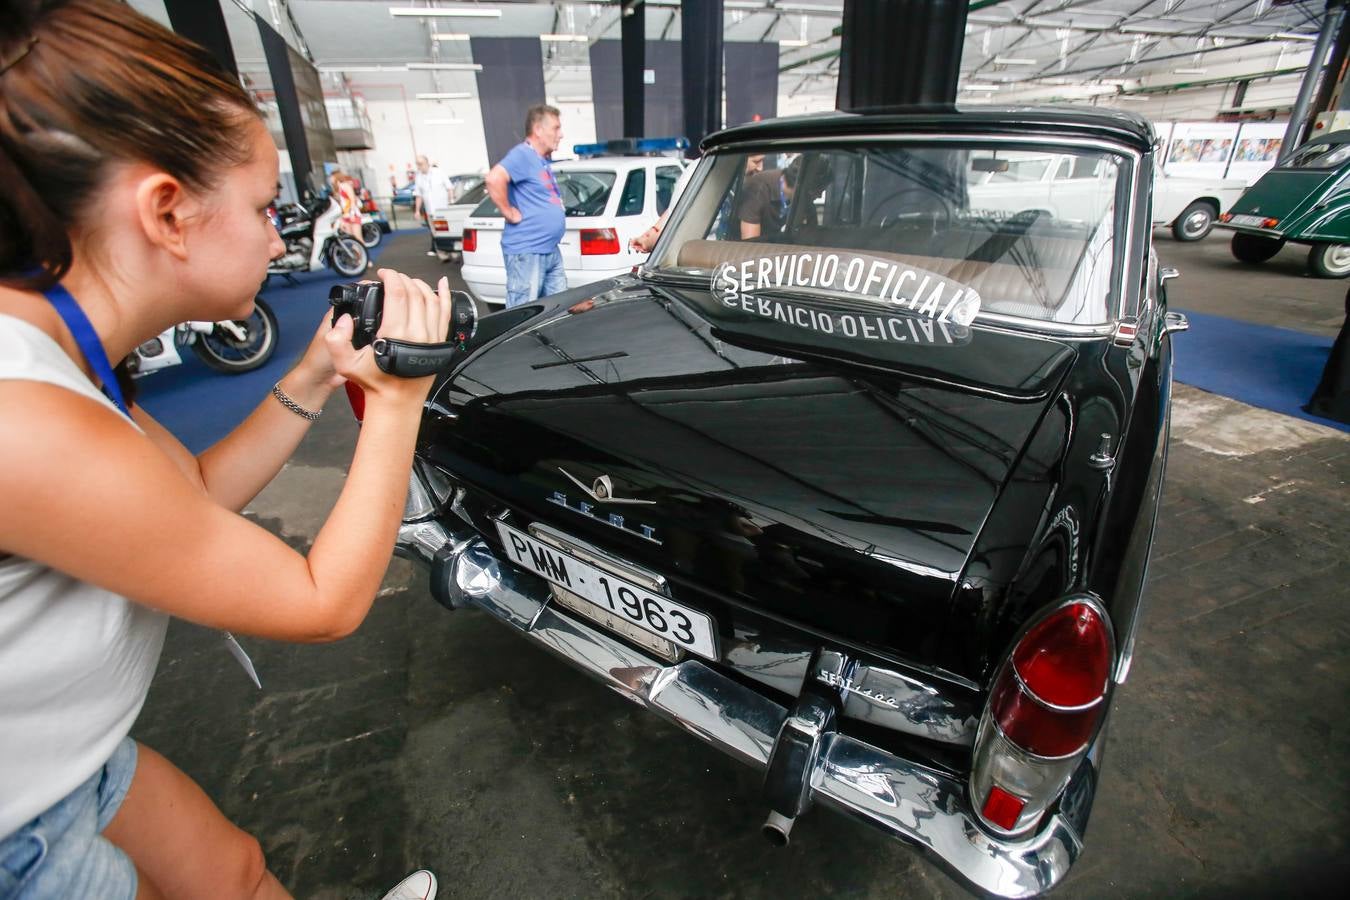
[580,228,620,255]
[432,217,448,234]
[991,602,1111,757]
[970,598,1115,835]
[344,382,366,423]
[462,228,477,252]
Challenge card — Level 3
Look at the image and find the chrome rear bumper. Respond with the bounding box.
[397,517,1085,898]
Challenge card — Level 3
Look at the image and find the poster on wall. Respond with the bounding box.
[1162,122,1240,180]
[1226,122,1287,184]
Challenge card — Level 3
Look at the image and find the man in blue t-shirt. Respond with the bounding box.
[485,104,567,307]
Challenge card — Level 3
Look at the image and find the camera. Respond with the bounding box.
[329,281,478,377]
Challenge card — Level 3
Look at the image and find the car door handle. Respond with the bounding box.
[1164,311,1189,334]
[1160,266,1180,283]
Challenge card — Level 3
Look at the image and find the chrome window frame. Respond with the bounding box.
[640,132,1144,339]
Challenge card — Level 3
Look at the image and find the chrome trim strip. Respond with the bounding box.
[401,526,1084,897]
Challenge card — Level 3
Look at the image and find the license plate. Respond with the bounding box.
[496,521,718,660]
[1228,214,1266,227]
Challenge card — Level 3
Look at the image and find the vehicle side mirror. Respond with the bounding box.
[1160,266,1180,283]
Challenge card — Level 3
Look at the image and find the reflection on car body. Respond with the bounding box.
[389,107,1181,898]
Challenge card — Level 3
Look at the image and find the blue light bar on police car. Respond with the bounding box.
[573,137,689,157]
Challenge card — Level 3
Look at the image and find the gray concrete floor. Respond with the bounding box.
[132,229,1350,899]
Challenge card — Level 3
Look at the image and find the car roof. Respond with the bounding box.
[703,105,1156,154]
[1296,130,1350,147]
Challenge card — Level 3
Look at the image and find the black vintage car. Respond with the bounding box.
[389,107,1184,897]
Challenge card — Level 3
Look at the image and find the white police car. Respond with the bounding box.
[461,139,688,305]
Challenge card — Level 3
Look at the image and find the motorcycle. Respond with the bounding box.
[267,193,368,281]
[129,296,279,376]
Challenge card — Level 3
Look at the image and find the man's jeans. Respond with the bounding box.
[504,249,567,308]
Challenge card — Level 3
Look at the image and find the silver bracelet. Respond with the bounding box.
[271,382,322,421]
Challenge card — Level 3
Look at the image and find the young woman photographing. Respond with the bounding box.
[1,3,438,898]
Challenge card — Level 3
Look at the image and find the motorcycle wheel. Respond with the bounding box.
[190,297,279,373]
[361,222,383,249]
[330,236,369,277]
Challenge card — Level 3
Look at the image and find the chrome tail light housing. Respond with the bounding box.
[970,596,1115,836]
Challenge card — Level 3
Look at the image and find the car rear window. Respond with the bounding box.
[470,170,618,218]
[650,143,1128,328]
[456,181,489,207]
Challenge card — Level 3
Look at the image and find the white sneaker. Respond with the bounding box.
[425,250,437,257]
[380,869,437,900]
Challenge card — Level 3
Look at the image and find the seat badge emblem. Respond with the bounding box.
[557,467,655,506]
[593,475,612,500]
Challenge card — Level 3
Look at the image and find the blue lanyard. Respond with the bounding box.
[41,282,131,418]
[779,177,789,224]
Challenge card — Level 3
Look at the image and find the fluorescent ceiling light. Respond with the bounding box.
[553,95,593,103]
[432,33,471,41]
[417,92,473,100]
[1113,95,1149,102]
[424,118,465,125]
[993,57,1038,65]
[541,34,588,42]
[317,65,407,73]
[407,62,483,71]
[776,3,844,12]
[1173,67,1208,75]
[390,7,501,17]
[1274,32,1318,41]
[963,84,1001,92]
[778,39,810,48]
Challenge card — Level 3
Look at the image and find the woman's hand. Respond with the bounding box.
[325,268,452,405]
[293,313,346,391]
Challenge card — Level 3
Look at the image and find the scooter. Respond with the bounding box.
[129,297,279,376]
[267,194,368,283]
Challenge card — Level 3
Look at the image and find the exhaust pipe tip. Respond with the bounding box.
[762,810,794,847]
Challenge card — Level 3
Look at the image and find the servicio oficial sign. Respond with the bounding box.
[712,252,982,327]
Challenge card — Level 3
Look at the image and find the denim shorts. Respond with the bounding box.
[0,738,138,900]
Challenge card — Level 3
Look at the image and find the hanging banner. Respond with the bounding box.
[589,40,684,141]
[1227,122,1288,184]
[725,41,779,127]
[1162,122,1240,180]
[472,37,547,166]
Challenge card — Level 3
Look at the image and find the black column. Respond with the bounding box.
[836,0,967,110]
[622,1,645,137]
[256,15,311,195]
[472,37,548,165]
[164,0,238,78]
[681,0,722,151]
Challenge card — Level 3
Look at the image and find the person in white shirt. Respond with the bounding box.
[412,155,452,260]
[0,3,442,898]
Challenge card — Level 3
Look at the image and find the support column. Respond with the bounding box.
[163,0,239,78]
[836,0,967,110]
[681,0,723,151]
[622,1,646,138]
[1281,0,1348,162]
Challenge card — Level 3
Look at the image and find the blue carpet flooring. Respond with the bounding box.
[136,245,386,453]
[1172,309,1347,434]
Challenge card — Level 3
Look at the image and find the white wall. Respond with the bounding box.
[361,95,600,194]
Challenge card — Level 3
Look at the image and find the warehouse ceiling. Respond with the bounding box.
[193,1,1325,107]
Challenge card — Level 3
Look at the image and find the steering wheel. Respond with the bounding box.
[873,187,954,232]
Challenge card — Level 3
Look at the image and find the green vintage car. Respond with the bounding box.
[1218,130,1350,278]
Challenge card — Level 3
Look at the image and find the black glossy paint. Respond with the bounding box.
[417,111,1171,692]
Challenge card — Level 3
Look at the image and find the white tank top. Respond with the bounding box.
[0,313,169,839]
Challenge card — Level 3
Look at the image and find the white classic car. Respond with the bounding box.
[968,151,1245,241]
[460,155,687,304]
